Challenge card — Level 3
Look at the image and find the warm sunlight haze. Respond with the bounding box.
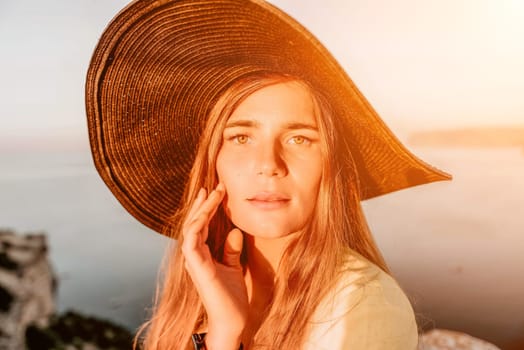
[0,1,523,349]
[1,0,523,148]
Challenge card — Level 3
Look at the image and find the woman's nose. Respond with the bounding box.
[255,141,287,177]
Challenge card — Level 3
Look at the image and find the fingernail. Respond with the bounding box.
[216,183,225,192]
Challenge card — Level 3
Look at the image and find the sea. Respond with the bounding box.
[0,147,523,348]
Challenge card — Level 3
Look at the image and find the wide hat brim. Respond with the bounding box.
[86,0,451,235]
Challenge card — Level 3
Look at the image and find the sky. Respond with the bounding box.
[1,0,523,150]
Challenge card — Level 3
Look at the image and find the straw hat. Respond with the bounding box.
[86,0,451,235]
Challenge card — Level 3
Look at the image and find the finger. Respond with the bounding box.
[182,215,215,271]
[207,183,227,220]
[201,184,227,242]
[201,218,210,243]
[183,185,223,241]
[193,183,225,222]
[182,218,217,279]
[222,228,243,268]
[182,213,208,252]
[183,188,207,228]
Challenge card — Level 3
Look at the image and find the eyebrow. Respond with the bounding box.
[225,119,319,131]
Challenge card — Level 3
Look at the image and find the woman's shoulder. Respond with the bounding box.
[304,249,419,350]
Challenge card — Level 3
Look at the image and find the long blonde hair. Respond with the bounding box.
[135,72,389,349]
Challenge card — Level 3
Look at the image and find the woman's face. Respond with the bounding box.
[216,80,323,239]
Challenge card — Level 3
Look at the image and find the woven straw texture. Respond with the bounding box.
[85,0,451,235]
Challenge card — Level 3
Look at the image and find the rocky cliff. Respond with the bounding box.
[0,230,133,349]
[0,230,56,349]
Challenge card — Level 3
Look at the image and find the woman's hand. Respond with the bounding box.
[181,183,248,350]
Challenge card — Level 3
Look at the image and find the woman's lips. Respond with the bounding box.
[247,192,290,210]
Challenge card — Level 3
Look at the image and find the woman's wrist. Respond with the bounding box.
[205,330,243,350]
[192,332,243,350]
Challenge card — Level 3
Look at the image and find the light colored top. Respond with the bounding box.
[304,249,419,350]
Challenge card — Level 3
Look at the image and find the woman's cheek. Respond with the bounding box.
[218,151,248,191]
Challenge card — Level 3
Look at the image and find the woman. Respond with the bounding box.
[85,1,451,349]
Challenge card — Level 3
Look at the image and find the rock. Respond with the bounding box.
[26,310,133,350]
[0,229,133,349]
[419,328,501,350]
[0,229,56,349]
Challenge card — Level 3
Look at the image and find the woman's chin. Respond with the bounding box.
[234,223,301,241]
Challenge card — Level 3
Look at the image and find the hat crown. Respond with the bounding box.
[86,0,450,234]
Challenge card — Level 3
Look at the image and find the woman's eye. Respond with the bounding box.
[233,135,249,144]
[288,136,310,145]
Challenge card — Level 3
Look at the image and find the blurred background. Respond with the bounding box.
[1,0,523,348]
